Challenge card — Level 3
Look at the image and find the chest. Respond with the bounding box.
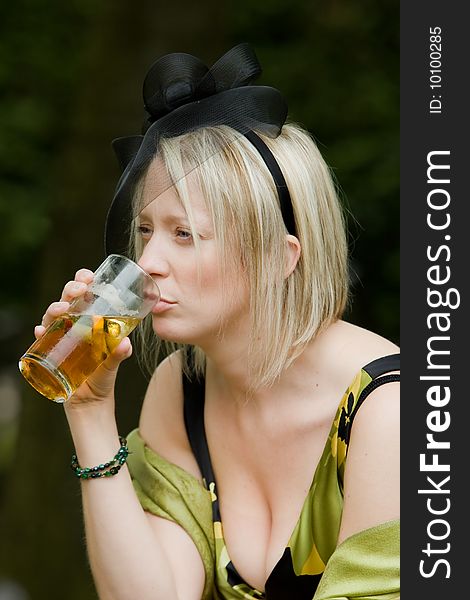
[204,392,338,592]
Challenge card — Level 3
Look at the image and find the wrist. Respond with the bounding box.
[71,436,129,480]
[64,405,122,467]
[63,395,115,424]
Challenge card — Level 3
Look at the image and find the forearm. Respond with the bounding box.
[66,408,179,600]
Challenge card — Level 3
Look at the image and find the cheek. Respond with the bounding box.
[199,261,221,290]
[185,247,223,295]
[180,246,248,315]
[216,266,250,318]
[182,258,220,299]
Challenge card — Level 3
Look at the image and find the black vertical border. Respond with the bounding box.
[401,2,468,597]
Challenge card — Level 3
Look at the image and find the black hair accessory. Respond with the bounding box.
[104,43,296,256]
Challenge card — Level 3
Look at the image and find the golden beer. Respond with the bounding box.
[19,314,139,403]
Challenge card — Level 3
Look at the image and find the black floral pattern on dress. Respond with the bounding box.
[337,391,355,445]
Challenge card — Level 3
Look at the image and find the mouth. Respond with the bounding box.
[152,299,177,314]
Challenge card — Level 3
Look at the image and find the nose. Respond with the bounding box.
[137,235,170,279]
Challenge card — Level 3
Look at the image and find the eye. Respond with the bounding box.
[175,228,193,242]
[137,224,153,240]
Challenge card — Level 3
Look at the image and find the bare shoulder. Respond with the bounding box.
[138,350,202,481]
[320,320,399,387]
[335,320,400,474]
[315,320,400,543]
[349,372,400,450]
[343,320,400,445]
[337,352,400,544]
[338,319,399,363]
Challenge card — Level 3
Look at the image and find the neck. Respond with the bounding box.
[198,322,255,403]
[198,321,337,408]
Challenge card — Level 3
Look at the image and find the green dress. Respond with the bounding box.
[127,354,400,600]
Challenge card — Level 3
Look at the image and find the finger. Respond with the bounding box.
[103,337,133,371]
[41,301,70,327]
[60,280,88,302]
[34,325,46,339]
[75,268,94,284]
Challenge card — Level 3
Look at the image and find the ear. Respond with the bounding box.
[284,234,301,278]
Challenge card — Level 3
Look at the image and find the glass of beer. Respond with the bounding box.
[18,254,160,403]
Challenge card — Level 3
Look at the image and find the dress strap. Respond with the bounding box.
[362,353,400,378]
[350,353,400,425]
[182,370,216,488]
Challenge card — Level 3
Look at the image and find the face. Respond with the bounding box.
[136,165,250,347]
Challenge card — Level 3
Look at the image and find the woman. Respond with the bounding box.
[36,45,399,599]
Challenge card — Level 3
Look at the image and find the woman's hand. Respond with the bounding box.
[34,268,133,411]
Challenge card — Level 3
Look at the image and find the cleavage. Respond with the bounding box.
[206,414,330,592]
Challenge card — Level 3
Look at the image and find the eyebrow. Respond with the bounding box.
[137,210,190,224]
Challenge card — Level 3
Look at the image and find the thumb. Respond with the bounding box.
[104,337,133,371]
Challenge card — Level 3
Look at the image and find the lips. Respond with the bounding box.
[152,298,177,314]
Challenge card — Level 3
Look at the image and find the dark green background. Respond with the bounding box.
[0,1,398,597]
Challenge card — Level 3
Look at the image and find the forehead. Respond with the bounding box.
[141,156,173,203]
[139,160,211,223]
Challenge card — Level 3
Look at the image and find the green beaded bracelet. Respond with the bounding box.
[70,437,130,480]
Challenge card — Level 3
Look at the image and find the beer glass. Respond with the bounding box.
[19,254,160,403]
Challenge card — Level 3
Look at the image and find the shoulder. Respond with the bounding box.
[336,319,399,367]
[347,371,399,457]
[319,320,399,389]
[314,320,400,544]
[138,350,202,481]
[335,320,400,469]
[336,354,399,544]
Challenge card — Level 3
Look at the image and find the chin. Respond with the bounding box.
[152,321,197,345]
[152,319,219,347]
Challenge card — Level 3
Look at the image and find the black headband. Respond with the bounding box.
[104,43,296,256]
[243,130,296,237]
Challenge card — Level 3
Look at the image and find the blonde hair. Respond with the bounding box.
[130,123,349,390]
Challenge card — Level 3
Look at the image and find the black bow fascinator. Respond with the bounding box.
[104,43,294,256]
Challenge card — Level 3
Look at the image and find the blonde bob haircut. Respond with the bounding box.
[130,122,349,390]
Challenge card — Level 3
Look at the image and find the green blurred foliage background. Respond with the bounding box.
[0,1,398,597]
